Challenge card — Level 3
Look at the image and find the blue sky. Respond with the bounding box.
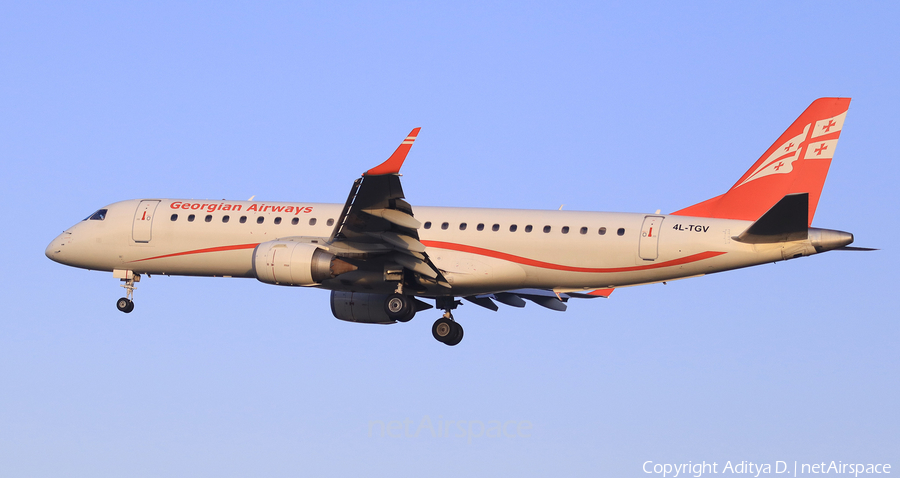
[1,2,897,477]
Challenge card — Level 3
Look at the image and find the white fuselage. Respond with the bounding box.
[46,198,819,297]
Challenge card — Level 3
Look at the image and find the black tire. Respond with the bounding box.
[396,306,415,323]
[432,317,455,343]
[116,297,133,313]
[446,322,464,346]
[384,293,413,322]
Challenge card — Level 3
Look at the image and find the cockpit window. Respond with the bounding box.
[84,209,108,221]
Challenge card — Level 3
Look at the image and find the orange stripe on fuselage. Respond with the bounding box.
[420,240,725,273]
[127,243,260,263]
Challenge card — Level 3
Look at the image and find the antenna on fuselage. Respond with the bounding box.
[248,195,256,201]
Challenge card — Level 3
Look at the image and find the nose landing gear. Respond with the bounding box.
[116,297,135,313]
[114,270,140,313]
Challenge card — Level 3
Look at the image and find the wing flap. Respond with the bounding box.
[363,208,422,229]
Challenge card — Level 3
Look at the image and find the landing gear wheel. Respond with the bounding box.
[384,293,415,322]
[432,318,463,346]
[116,297,134,313]
[446,322,463,346]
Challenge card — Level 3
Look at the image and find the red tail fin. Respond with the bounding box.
[672,98,851,226]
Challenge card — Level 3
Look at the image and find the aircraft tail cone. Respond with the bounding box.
[809,228,854,253]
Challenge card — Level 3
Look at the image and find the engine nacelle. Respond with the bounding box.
[253,241,336,286]
[330,291,396,324]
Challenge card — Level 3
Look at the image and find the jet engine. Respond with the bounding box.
[330,291,398,324]
[253,241,356,286]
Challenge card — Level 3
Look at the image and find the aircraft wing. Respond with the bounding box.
[463,287,614,312]
[327,128,448,285]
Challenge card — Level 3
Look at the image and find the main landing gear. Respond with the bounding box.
[384,293,415,322]
[431,297,463,346]
[432,313,463,346]
[384,289,465,346]
[115,271,140,313]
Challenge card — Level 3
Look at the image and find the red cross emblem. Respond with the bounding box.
[773,162,784,171]
[823,119,836,132]
[814,143,828,155]
[783,142,794,152]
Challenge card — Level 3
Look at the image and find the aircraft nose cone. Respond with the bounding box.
[45,233,69,263]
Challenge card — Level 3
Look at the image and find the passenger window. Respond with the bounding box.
[257,217,264,224]
[492,224,499,232]
[459,223,467,230]
[274,217,282,225]
[580,227,588,234]
[441,222,449,230]
[477,223,485,231]
[188,214,195,222]
[240,216,247,224]
[310,218,317,226]
[543,225,551,233]
[562,226,570,234]
[598,227,607,235]
[617,228,625,236]
[205,215,212,222]
[170,214,178,221]
[509,224,517,232]
[291,218,299,225]
[326,218,334,226]
[222,215,230,223]
[525,225,533,233]
[424,221,431,229]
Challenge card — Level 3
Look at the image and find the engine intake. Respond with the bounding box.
[253,241,355,286]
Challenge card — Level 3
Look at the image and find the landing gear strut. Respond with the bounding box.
[432,297,463,346]
[116,272,140,313]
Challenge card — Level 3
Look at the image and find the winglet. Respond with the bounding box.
[365,128,421,176]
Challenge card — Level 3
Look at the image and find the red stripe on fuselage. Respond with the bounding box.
[125,240,725,274]
[420,240,725,273]
[127,243,260,263]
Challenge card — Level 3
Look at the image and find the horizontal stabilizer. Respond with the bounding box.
[734,193,808,244]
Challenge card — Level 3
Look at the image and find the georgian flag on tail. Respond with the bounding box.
[736,125,809,187]
[811,111,846,139]
[672,98,851,225]
[736,109,846,188]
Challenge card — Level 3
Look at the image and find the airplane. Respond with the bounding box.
[46,98,869,346]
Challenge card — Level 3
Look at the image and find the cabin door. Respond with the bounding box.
[639,215,664,261]
[132,200,160,243]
